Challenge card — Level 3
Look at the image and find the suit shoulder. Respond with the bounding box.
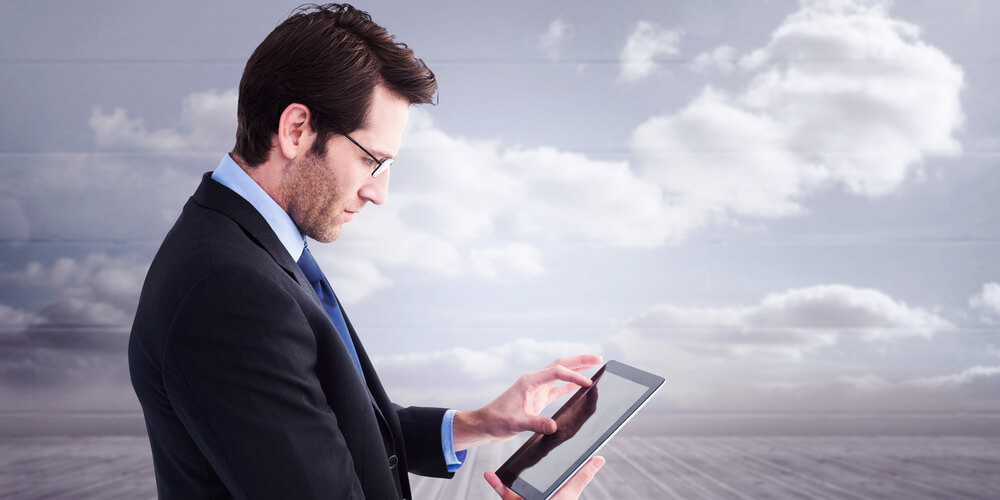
[132,199,298,345]
[157,199,285,278]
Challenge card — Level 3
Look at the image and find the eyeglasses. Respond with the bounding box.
[342,132,392,178]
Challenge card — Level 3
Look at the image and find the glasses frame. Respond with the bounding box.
[341,132,392,178]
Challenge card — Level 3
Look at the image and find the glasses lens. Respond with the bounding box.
[373,158,393,178]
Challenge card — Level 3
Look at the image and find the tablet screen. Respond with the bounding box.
[496,361,663,499]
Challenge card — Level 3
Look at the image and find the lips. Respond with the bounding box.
[344,210,356,222]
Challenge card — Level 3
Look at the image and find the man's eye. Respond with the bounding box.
[364,157,376,167]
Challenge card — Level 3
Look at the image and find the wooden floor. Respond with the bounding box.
[2,435,1000,499]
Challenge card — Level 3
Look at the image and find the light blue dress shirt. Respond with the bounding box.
[211,153,466,472]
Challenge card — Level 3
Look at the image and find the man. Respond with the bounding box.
[129,4,605,499]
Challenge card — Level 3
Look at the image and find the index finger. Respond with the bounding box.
[547,354,603,371]
[525,365,594,388]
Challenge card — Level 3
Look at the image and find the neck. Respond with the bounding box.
[231,151,288,211]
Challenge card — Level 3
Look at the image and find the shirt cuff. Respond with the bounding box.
[441,409,467,472]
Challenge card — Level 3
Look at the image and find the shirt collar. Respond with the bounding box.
[210,153,306,261]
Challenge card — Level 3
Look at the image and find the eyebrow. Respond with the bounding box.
[369,149,395,161]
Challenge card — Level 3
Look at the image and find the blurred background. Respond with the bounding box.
[2,0,999,498]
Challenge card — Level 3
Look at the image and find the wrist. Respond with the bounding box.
[452,409,495,450]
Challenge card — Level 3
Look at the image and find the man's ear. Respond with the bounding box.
[276,103,313,160]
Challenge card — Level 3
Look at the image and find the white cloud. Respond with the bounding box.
[0,152,203,242]
[70,0,964,277]
[90,107,187,150]
[0,304,45,331]
[599,282,980,411]
[90,88,237,152]
[608,284,950,364]
[0,257,142,392]
[371,330,1000,411]
[747,284,950,340]
[81,91,676,298]
[373,337,601,407]
[71,0,968,303]
[1,253,148,327]
[601,344,1000,412]
[969,282,1000,321]
[310,252,392,305]
[632,88,825,219]
[632,0,964,224]
[539,19,569,60]
[836,374,889,391]
[323,108,674,293]
[909,364,1000,389]
[619,21,683,82]
[691,45,737,73]
[740,368,1000,412]
[469,243,544,280]
[398,109,674,247]
[4,257,90,288]
[37,298,132,326]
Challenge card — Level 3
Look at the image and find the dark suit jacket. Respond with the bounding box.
[129,172,453,499]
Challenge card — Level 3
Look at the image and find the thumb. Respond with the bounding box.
[524,415,557,434]
[553,455,605,499]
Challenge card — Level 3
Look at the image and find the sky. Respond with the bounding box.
[1,0,999,416]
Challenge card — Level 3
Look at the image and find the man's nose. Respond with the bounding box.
[358,170,390,205]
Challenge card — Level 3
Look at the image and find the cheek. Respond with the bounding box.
[321,170,351,208]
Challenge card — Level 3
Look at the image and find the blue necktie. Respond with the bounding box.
[296,246,366,384]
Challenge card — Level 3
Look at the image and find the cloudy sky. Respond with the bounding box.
[1,0,998,416]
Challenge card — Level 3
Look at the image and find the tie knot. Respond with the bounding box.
[296,248,325,286]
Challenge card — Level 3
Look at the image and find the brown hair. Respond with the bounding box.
[233,3,437,166]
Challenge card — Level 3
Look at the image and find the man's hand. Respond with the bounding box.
[452,355,602,450]
[483,456,605,500]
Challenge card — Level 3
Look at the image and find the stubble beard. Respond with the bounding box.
[281,151,345,244]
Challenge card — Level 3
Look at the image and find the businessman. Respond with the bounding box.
[128,4,604,499]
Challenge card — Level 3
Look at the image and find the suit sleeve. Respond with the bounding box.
[395,405,455,478]
[161,269,369,500]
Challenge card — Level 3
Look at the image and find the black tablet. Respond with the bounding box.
[495,360,664,500]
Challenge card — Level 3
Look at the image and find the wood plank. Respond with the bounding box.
[4,435,1000,499]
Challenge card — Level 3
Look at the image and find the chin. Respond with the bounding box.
[310,226,342,244]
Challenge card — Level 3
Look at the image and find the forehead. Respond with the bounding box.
[349,85,410,157]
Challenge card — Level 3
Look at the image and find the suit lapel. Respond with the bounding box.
[339,304,400,442]
[192,171,401,453]
[191,172,311,293]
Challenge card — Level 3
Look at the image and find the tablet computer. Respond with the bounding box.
[495,360,664,500]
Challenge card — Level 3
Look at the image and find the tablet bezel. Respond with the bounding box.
[497,360,664,500]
